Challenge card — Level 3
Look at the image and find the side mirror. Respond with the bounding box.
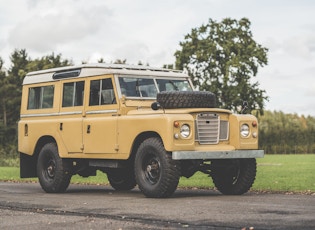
[151,102,161,111]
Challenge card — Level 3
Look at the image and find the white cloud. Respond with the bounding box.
[283,35,315,59]
[1,0,315,116]
[113,42,150,64]
[8,1,112,52]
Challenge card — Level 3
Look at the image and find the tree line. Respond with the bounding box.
[0,49,314,156]
[0,49,147,158]
[1,18,314,157]
[258,111,315,154]
[0,49,71,158]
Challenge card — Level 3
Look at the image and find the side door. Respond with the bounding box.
[58,79,85,153]
[83,75,119,154]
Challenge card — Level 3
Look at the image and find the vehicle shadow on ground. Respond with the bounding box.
[65,184,226,198]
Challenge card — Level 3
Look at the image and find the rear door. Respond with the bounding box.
[58,79,85,153]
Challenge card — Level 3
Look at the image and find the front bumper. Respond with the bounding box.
[172,150,264,160]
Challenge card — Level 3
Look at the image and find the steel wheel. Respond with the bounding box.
[143,154,161,185]
[37,143,72,193]
[135,137,181,198]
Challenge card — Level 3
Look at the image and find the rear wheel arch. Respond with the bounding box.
[20,136,57,178]
[34,136,57,159]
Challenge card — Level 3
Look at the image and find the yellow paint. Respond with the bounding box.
[19,67,259,162]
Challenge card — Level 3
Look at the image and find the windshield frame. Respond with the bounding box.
[115,74,194,100]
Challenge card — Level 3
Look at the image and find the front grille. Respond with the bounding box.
[195,113,229,144]
[219,120,229,140]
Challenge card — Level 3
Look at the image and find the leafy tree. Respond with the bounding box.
[0,57,19,149]
[27,52,72,72]
[175,18,268,114]
[0,57,18,127]
[4,49,30,126]
[0,50,72,138]
[0,50,72,160]
[8,49,29,87]
[6,50,73,125]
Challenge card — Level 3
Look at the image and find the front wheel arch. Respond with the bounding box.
[129,131,161,160]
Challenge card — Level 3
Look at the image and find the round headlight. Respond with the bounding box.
[240,124,250,137]
[180,124,190,138]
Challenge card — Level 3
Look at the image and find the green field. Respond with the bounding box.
[1,154,314,193]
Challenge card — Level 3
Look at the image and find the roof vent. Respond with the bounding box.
[53,69,81,79]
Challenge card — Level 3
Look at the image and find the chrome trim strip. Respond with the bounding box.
[86,110,118,115]
[21,109,118,118]
[172,150,264,160]
[21,112,61,118]
[59,111,83,116]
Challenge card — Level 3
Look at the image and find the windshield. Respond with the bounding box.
[118,76,193,98]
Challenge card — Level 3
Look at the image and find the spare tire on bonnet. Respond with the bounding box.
[157,91,216,109]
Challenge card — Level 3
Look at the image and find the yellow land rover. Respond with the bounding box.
[19,64,264,198]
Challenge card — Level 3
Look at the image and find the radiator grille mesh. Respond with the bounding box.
[195,113,229,144]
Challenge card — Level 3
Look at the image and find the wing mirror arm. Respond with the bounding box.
[151,102,162,111]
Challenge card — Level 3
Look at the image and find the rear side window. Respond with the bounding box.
[62,81,85,107]
[27,85,54,109]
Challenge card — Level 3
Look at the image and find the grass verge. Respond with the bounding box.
[0,154,314,193]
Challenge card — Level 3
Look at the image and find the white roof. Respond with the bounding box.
[23,63,188,85]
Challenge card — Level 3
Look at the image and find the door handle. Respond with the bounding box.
[87,125,91,134]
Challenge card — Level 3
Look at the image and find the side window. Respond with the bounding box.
[62,81,85,107]
[89,78,116,106]
[27,85,54,109]
[118,77,157,97]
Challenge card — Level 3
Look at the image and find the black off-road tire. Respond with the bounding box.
[37,143,72,193]
[134,137,181,198]
[157,91,216,109]
[211,158,257,195]
[107,168,137,191]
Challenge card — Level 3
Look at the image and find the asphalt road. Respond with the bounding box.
[0,182,314,230]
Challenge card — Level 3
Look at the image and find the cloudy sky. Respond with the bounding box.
[0,0,314,116]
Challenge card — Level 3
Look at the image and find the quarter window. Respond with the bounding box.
[27,85,54,109]
[62,81,85,107]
